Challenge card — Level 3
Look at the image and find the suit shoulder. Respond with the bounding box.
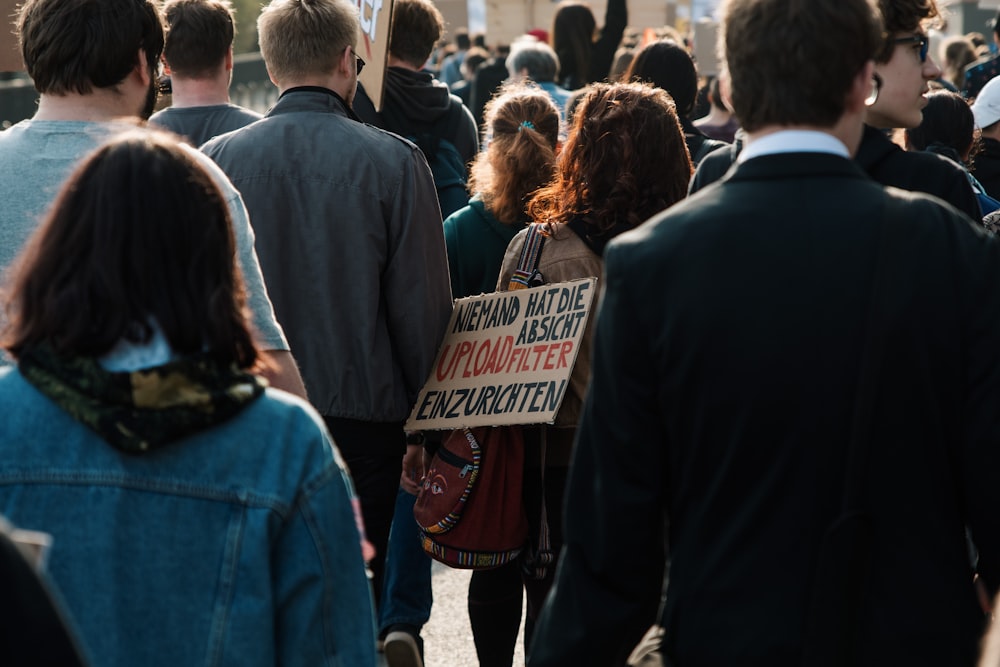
[881,184,978,228]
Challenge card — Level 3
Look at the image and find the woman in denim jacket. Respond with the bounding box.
[0,130,377,667]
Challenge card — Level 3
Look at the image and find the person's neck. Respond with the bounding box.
[694,107,731,126]
[387,56,423,71]
[748,115,863,157]
[33,91,140,122]
[278,75,349,99]
[167,75,231,108]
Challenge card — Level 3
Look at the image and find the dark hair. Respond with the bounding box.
[940,37,977,90]
[624,40,697,118]
[722,0,882,133]
[551,2,596,88]
[708,77,726,111]
[470,84,560,224]
[389,0,444,68]
[163,0,235,78]
[527,82,691,235]
[18,0,164,95]
[3,130,258,368]
[454,29,471,50]
[905,89,979,165]
[463,46,490,76]
[875,0,940,62]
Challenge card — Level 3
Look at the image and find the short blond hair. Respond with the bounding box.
[258,0,359,81]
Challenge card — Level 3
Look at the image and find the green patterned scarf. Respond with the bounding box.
[18,345,265,453]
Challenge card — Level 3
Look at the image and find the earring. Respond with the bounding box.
[865,73,882,107]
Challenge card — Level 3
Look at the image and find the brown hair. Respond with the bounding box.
[551,2,596,88]
[875,0,940,62]
[526,82,691,234]
[940,36,977,90]
[389,0,444,68]
[17,0,164,95]
[721,0,882,133]
[162,0,235,78]
[3,130,257,368]
[469,84,560,225]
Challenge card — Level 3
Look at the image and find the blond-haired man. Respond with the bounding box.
[202,0,453,624]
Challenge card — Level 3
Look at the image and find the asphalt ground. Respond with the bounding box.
[380,562,527,666]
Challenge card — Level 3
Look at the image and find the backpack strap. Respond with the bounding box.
[508,223,547,290]
[505,222,556,578]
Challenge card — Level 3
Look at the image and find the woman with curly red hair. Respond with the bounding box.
[472,81,692,667]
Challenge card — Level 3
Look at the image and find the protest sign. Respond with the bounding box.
[405,278,596,431]
[356,0,392,110]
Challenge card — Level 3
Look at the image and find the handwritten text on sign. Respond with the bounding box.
[405,278,596,430]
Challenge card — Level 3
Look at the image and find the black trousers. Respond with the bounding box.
[323,416,406,610]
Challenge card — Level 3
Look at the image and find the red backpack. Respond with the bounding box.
[414,426,528,568]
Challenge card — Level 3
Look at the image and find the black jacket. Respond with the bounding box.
[855,124,981,222]
[690,125,982,223]
[354,67,478,164]
[530,152,1000,667]
[972,137,1000,201]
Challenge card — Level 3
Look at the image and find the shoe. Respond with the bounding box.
[383,627,424,667]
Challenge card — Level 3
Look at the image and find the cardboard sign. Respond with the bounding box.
[356,0,393,111]
[692,18,720,77]
[0,0,21,72]
[405,278,597,431]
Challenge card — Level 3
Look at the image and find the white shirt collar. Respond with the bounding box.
[737,130,850,164]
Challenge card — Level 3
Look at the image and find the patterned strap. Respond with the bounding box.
[508,223,546,291]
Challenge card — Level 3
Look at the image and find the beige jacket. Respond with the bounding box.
[497,223,602,463]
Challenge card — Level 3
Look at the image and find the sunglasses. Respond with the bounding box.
[894,35,929,63]
[349,47,365,75]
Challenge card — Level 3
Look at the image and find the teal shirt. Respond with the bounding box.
[443,196,526,298]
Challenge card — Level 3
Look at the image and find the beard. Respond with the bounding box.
[140,74,158,120]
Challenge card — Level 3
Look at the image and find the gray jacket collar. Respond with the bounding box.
[269,87,362,123]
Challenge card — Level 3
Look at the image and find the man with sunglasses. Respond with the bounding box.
[201,0,453,640]
[856,0,981,221]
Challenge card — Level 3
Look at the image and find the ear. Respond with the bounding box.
[135,48,152,86]
[162,55,172,77]
[225,47,234,72]
[265,65,280,88]
[846,60,875,114]
[338,45,354,77]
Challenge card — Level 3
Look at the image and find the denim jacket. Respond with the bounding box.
[0,367,377,667]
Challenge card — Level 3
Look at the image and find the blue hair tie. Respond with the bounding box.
[518,120,535,132]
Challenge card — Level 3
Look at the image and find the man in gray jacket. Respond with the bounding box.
[202,0,452,612]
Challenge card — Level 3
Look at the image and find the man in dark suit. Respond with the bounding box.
[528,0,1000,665]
